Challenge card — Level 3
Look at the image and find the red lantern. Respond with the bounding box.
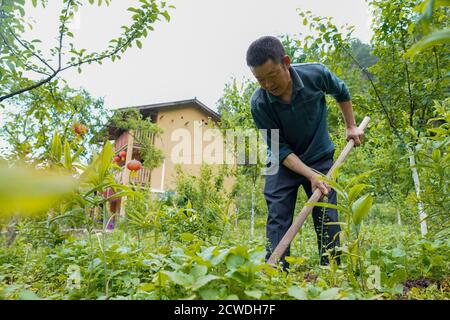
[119,150,127,161]
[127,159,142,171]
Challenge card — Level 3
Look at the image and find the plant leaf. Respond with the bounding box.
[352,194,373,225]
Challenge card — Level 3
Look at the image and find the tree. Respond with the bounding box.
[217,79,264,237]
[1,84,109,162]
[0,0,173,103]
[367,0,449,236]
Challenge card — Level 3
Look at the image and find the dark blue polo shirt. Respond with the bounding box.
[250,62,351,166]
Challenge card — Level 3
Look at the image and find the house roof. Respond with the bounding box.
[125,98,220,121]
[105,98,220,140]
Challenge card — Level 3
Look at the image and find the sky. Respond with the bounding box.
[21,0,373,111]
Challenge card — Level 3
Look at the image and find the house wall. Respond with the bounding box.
[149,105,235,192]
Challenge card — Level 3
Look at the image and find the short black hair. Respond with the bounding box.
[246,36,286,67]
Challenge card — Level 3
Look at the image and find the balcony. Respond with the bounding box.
[134,129,153,146]
[114,167,152,186]
[114,129,153,153]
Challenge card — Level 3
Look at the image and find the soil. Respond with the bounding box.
[402,278,434,294]
[303,273,318,283]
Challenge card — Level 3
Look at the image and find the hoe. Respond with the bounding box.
[267,116,371,266]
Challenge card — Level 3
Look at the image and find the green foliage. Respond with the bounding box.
[0,86,109,163]
[0,165,77,217]
[109,108,164,170]
[405,0,450,57]
[306,170,376,289]
[414,99,450,237]
[170,164,235,240]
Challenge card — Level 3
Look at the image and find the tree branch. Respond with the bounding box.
[0,70,59,102]
[58,0,73,70]
[0,31,51,76]
[341,44,405,144]
[8,27,56,73]
[60,27,141,72]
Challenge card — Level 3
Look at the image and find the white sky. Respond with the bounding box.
[22,0,373,110]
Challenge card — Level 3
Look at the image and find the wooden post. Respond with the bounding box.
[267,116,370,265]
[119,130,134,217]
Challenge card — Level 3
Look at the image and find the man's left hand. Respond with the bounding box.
[346,125,364,146]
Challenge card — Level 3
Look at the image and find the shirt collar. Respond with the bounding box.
[266,65,304,104]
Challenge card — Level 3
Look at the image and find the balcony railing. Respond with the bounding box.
[114,129,153,153]
[114,167,152,185]
[134,130,153,145]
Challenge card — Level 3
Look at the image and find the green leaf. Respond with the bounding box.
[127,7,140,13]
[211,249,229,266]
[64,140,72,169]
[346,170,377,187]
[392,248,406,258]
[99,142,113,180]
[405,29,450,58]
[19,290,41,300]
[190,265,208,278]
[136,40,142,49]
[164,271,193,287]
[51,133,62,162]
[161,10,170,22]
[72,146,85,162]
[180,232,195,241]
[288,286,307,300]
[191,275,220,290]
[348,184,371,204]
[104,190,137,202]
[352,194,373,225]
[430,255,444,266]
[199,288,220,300]
[245,290,262,299]
[315,175,347,198]
[319,288,340,300]
[226,253,246,270]
[432,149,441,162]
[6,60,15,73]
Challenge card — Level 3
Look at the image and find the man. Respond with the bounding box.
[246,36,364,269]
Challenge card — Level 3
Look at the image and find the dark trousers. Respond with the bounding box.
[263,153,341,269]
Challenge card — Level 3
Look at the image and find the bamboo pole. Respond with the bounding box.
[267,116,371,265]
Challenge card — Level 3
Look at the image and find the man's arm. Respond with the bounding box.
[320,64,365,146]
[282,100,364,195]
[338,100,364,146]
[282,153,331,195]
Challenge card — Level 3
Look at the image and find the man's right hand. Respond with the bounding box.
[310,174,331,195]
[282,154,332,195]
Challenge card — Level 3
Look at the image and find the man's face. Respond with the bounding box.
[250,56,291,97]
